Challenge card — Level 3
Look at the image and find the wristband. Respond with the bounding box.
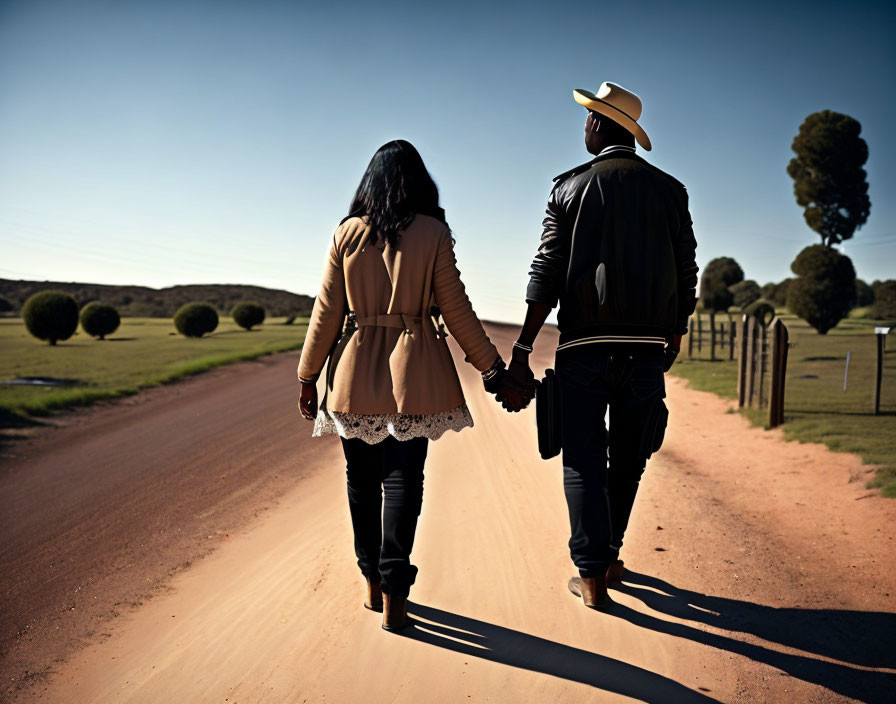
[481,357,506,381]
[513,341,533,354]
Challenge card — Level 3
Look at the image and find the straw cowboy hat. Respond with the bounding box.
[574,82,652,151]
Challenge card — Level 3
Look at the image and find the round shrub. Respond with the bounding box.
[174,302,219,338]
[232,302,265,331]
[787,244,856,334]
[699,257,744,312]
[80,302,120,340]
[22,290,79,345]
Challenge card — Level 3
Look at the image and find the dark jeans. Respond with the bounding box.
[556,344,667,578]
[341,435,429,596]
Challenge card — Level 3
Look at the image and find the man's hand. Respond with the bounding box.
[508,356,535,390]
[496,347,534,412]
[495,371,535,412]
[298,381,318,420]
[664,334,682,372]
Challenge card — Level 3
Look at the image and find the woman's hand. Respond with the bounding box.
[299,381,318,420]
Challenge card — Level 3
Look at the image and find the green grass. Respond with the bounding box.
[0,317,308,419]
[671,313,896,496]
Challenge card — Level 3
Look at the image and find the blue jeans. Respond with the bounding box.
[556,345,668,578]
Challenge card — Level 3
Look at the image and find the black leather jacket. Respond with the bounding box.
[526,147,698,345]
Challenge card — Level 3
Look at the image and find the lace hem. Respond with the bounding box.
[313,404,474,444]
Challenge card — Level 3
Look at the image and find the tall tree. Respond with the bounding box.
[787,110,870,246]
[699,257,744,312]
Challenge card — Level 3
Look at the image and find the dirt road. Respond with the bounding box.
[2,324,895,703]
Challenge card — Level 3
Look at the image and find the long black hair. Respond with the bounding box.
[345,140,448,248]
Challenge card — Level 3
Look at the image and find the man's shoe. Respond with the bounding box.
[364,578,383,612]
[606,559,625,588]
[382,593,409,631]
[568,575,614,610]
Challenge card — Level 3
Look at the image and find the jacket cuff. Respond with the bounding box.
[525,281,560,308]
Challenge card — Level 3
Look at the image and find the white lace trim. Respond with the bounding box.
[313,404,474,444]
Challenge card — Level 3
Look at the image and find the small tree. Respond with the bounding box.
[871,280,896,320]
[855,279,874,308]
[174,302,219,338]
[22,290,79,345]
[699,257,744,312]
[232,302,266,331]
[787,245,856,334]
[80,302,121,340]
[787,110,871,246]
[729,280,761,309]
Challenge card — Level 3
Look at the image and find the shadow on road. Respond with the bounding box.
[402,601,721,703]
[613,571,896,703]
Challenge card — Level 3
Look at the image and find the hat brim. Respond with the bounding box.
[574,89,652,151]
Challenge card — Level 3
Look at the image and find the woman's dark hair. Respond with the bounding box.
[345,140,448,247]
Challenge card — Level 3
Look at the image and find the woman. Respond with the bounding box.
[297,140,525,631]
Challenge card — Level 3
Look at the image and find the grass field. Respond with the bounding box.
[0,316,308,420]
[671,312,896,496]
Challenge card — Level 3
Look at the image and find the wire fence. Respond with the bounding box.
[683,312,896,419]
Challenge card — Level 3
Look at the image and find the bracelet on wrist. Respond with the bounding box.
[513,341,533,354]
[481,357,506,381]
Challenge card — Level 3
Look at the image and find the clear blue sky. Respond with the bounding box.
[1,0,893,322]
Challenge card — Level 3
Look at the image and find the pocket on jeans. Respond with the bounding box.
[640,398,669,459]
[630,364,664,401]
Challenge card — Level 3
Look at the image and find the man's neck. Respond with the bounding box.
[597,142,636,155]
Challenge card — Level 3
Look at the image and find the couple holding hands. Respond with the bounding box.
[297,82,699,631]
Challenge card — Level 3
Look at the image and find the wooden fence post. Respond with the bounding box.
[769,318,789,428]
[754,320,768,410]
[710,312,717,360]
[729,316,737,361]
[744,316,756,408]
[697,315,703,354]
[873,327,891,415]
[688,315,694,359]
[737,315,748,407]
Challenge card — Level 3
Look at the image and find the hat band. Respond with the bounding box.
[591,98,638,125]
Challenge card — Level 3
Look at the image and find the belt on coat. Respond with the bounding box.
[354,313,422,333]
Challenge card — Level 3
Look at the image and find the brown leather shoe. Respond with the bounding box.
[364,578,383,612]
[606,559,625,587]
[568,575,613,610]
[382,593,409,631]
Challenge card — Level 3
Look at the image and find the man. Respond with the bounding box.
[508,82,698,609]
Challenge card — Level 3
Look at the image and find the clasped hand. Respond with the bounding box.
[492,357,536,413]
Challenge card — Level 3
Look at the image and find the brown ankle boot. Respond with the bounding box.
[364,578,383,612]
[382,593,409,631]
[606,559,625,587]
[568,575,613,610]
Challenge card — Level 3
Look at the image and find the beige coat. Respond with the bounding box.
[297,215,499,415]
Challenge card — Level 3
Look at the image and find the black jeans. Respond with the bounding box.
[556,344,667,578]
[341,435,429,596]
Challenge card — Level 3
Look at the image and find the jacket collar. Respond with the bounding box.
[552,145,642,183]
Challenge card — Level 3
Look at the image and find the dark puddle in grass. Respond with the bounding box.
[1,377,82,387]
